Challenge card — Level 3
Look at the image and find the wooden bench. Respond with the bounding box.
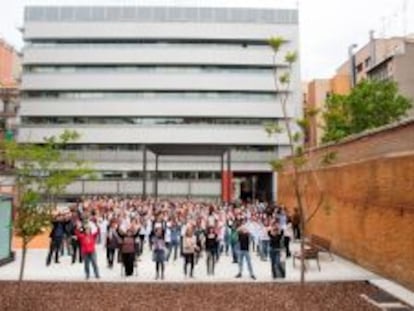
[309,234,334,260]
[293,247,321,271]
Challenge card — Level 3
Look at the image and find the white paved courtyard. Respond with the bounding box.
[0,242,377,283]
[2,242,414,307]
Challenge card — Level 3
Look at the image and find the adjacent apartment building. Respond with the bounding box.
[19,4,301,201]
[0,39,21,138]
[305,34,414,147]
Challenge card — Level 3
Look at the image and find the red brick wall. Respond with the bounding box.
[278,120,414,290]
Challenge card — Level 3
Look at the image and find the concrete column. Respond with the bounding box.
[220,154,224,203]
[272,172,278,203]
[142,145,147,199]
[227,148,232,203]
[154,154,159,201]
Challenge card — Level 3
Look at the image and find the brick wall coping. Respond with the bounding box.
[308,117,414,153]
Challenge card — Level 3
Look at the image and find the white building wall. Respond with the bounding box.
[18,126,289,145]
[20,99,296,118]
[23,46,290,67]
[19,5,301,199]
[24,22,298,43]
[22,72,280,91]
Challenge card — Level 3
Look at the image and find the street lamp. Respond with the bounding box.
[348,44,358,88]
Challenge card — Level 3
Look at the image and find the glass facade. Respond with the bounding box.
[99,170,223,181]
[59,144,277,152]
[25,65,275,74]
[24,91,277,101]
[22,116,279,126]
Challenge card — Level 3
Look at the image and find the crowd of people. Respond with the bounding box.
[46,196,302,281]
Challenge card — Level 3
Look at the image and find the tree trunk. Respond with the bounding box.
[19,238,28,281]
[17,238,28,311]
[292,173,306,311]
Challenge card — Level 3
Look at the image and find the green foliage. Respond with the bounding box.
[305,107,320,118]
[323,79,412,143]
[293,155,307,167]
[270,159,285,173]
[320,151,338,166]
[285,51,298,64]
[296,118,310,133]
[268,36,285,53]
[264,121,284,136]
[279,72,291,85]
[2,130,93,242]
[293,132,302,143]
[16,190,49,241]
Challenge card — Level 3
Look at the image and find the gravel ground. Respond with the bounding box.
[0,281,380,311]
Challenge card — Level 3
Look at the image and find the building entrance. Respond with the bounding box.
[233,172,273,203]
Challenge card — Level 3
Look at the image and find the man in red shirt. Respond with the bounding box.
[76,224,100,280]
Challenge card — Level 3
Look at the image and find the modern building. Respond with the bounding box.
[304,76,349,148]
[305,34,414,147]
[0,39,20,198]
[18,4,301,202]
[0,39,21,89]
[0,39,21,140]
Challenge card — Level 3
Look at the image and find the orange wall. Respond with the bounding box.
[330,74,351,95]
[0,40,17,87]
[278,121,414,290]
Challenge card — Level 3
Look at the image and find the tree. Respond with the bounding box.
[266,37,336,311]
[323,79,412,143]
[2,130,93,281]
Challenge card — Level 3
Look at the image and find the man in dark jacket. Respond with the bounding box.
[46,212,66,266]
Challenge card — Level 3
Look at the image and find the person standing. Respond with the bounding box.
[182,227,198,278]
[235,223,256,280]
[152,228,166,280]
[118,227,139,277]
[69,215,82,264]
[205,226,218,276]
[284,218,293,258]
[292,208,301,240]
[106,220,119,268]
[268,222,285,279]
[229,220,239,263]
[75,224,100,280]
[138,218,146,257]
[46,212,66,266]
[259,219,270,261]
[167,220,181,262]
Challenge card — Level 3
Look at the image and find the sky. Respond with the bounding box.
[0,0,413,80]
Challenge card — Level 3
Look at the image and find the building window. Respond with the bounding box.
[127,171,142,179]
[102,172,123,179]
[172,172,196,180]
[356,63,364,73]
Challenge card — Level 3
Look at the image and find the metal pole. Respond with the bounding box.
[252,175,257,203]
[155,154,159,201]
[227,148,231,204]
[142,145,147,199]
[348,44,358,88]
[220,153,224,204]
